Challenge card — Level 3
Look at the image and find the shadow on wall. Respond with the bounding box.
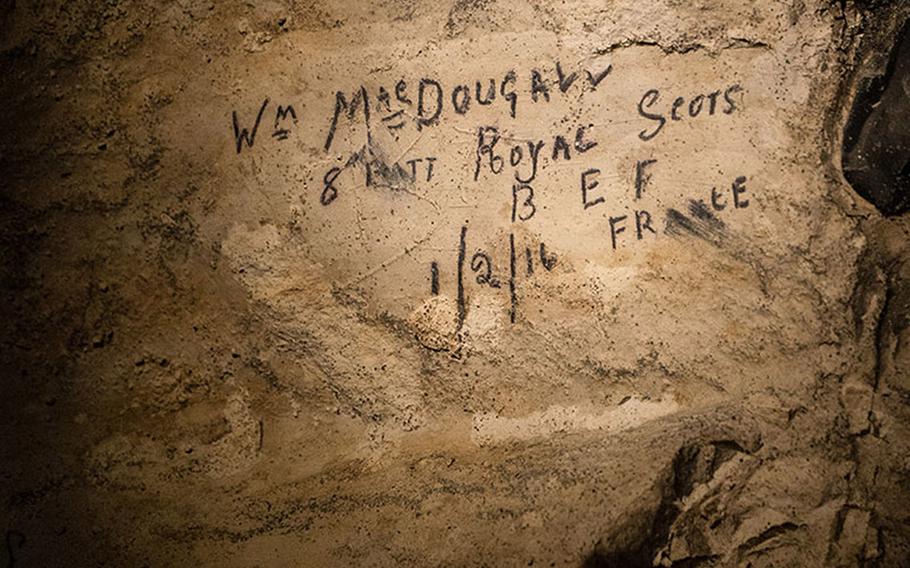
[842,20,910,215]
[583,550,646,568]
[581,441,751,568]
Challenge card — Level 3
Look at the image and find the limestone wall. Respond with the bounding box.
[1,1,909,566]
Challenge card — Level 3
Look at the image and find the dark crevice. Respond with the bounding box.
[872,283,894,391]
[736,522,803,557]
[583,441,748,567]
[842,20,910,216]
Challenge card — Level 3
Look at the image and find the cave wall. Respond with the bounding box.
[1,1,909,566]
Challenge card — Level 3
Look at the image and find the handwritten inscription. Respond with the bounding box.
[229,58,753,327]
[434,227,559,326]
[232,98,300,153]
[638,84,743,141]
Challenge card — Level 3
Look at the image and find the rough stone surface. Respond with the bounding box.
[1,1,909,566]
[843,20,910,216]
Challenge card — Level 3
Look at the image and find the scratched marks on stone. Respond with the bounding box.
[438,225,558,328]
[226,55,757,327]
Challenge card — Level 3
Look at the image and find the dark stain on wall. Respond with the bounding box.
[842,20,910,216]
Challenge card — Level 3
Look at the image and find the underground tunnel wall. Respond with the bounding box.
[1,1,910,566]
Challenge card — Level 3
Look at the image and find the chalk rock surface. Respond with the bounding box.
[1,1,909,566]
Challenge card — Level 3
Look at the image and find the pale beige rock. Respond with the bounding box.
[1,1,910,567]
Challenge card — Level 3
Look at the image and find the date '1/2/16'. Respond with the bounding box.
[430,227,558,325]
